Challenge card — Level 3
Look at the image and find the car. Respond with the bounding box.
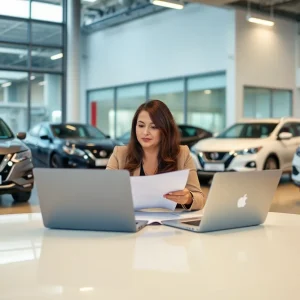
[0,118,34,203]
[190,117,300,184]
[24,122,123,168]
[291,147,300,186]
[116,124,212,148]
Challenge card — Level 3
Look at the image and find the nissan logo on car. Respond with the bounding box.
[210,152,219,160]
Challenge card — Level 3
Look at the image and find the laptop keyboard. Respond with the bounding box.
[181,219,201,226]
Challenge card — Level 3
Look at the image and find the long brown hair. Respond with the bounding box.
[124,100,180,175]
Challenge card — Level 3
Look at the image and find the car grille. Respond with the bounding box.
[0,160,12,181]
[197,152,235,171]
[293,166,299,176]
[203,152,228,161]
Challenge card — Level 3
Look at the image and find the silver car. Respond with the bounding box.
[0,118,34,203]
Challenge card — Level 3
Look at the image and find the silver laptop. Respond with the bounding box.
[163,170,282,233]
[34,168,147,232]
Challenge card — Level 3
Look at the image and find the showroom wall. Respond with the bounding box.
[82,4,235,126]
[235,9,297,119]
[84,4,234,89]
[81,3,299,126]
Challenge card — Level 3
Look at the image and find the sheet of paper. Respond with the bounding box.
[135,209,203,225]
[130,169,190,211]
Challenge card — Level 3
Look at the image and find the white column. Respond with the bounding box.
[295,35,300,118]
[44,74,61,122]
[67,0,81,122]
[225,10,237,127]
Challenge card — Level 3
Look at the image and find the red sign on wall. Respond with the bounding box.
[90,101,97,126]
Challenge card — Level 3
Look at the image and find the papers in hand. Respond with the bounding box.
[130,169,189,211]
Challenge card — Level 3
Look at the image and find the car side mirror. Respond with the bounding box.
[278,132,292,140]
[40,134,50,141]
[17,132,26,140]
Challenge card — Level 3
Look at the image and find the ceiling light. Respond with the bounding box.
[1,82,12,88]
[247,16,274,27]
[30,75,35,80]
[82,0,97,2]
[246,0,274,27]
[204,90,212,95]
[150,0,184,10]
[38,81,45,86]
[51,53,63,60]
[79,287,94,292]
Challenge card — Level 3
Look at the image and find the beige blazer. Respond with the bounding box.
[106,145,205,211]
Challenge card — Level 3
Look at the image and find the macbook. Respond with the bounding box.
[163,170,282,233]
[34,168,147,232]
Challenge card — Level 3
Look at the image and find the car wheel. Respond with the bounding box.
[12,191,31,203]
[264,156,279,170]
[50,153,64,168]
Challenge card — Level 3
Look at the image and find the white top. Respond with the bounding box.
[0,212,299,299]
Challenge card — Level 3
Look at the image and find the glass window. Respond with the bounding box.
[187,74,226,133]
[244,87,292,119]
[0,119,14,138]
[30,73,62,127]
[180,126,197,137]
[0,43,28,69]
[149,80,184,124]
[0,19,28,43]
[217,123,278,139]
[116,84,146,137]
[51,124,106,139]
[31,47,63,71]
[244,88,271,118]
[32,22,63,47]
[88,89,114,138]
[0,70,28,133]
[292,123,300,136]
[0,0,30,18]
[272,90,292,117]
[31,1,63,23]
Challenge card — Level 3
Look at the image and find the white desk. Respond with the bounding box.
[0,212,300,299]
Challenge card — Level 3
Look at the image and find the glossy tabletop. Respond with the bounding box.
[0,212,300,299]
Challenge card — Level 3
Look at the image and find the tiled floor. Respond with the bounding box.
[0,174,299,215]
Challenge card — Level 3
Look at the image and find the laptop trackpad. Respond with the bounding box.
[181,219,201,226]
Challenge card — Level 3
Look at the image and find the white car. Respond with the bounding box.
[191,117,300,183]
[292,147,300,186]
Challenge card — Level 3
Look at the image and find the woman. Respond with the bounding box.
[106,100,205,211]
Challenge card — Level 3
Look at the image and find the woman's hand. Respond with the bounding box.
[163,188,193,205]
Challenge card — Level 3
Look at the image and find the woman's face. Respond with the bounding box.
[136,110,161,151]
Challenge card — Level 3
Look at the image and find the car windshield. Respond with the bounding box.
[51,124,106,139]
[217,123,278,139]
[0,119,14,139]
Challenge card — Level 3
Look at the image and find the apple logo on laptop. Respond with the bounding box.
[237,194,247,208]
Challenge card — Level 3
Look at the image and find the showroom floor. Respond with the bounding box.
[0,174,299,215]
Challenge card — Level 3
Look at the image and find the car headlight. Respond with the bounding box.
[235,147,262,155]
[11,150,32,163]
[296,147,300,157]
[63,146,85,156]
